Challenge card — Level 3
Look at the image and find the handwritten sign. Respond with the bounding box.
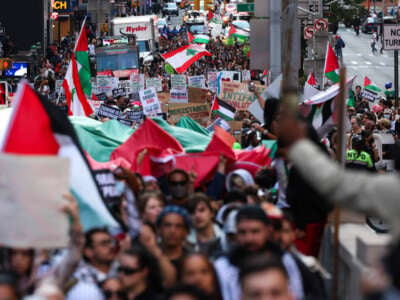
[118,80,132,94]
[188,87,209,103]
[220,90,255,111]
[130,74,145,92]
[219,81,248,97]
[170,89,189,103]
[140,88,162,116]
[207,71,218,92]
[188,75,206,88]
[146,77,163,92]
[168,103,210,126]
[171,74,187,90]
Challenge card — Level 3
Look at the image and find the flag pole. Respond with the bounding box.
[322,41,329,91]
[332,66,347,300]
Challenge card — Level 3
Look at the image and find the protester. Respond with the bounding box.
[100,277,127,300]
[137,191,165,225]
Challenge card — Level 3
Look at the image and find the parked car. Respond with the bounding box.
[162,2,179,16]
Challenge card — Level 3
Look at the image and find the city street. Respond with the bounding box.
[340,25,396,89]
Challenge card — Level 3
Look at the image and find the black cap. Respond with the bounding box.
[236,205,270,226]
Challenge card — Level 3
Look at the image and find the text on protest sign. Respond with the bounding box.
[207,71,218,92]
[170,89,189,103]
[220,90,255,110]
[146,77,163,92]
[383,25,400,50]
[125,110,144,123]
[117,117,134,127]
[188,75,206,88]
[118,80,132,94]
[361,89,378,102]
[97,104,122,119]
[97,75,114,96]
[168,103,210,126]
[96,92,108,101]
[93,169,123,210]
[188,87,209,103]
[140,88,162,116]
[112,88,127,98]
[130,73,145,92]
[171,74,187,90]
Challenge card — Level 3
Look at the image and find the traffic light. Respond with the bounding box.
[0,58,12,71]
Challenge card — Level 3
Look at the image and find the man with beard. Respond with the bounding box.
[214,205,304,300]
[67,228,117,299]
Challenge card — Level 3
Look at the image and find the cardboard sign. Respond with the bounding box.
[361,89,378,102]
[93,169,122,211]
[171,74,187,90]
[112,88,126,98]
[168,103,210,126]
[207,71,218,92]
[97,75,114,96]
[188,87,209,103]
[188,75,206,88]
[96,92,108,101]
[125,110,144,123]
[220,90,255,111]
[219,81,248,96]
[97,104,122,119]
[130,74,145,92]
[140,88,162,116]
[146,77,163,92]
[228,121,243,142]
[170,89,189,103]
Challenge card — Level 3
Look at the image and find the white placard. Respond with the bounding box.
[139,88,162,116]
[170,89,189,103]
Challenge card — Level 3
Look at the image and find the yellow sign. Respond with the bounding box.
[53,0,69,11]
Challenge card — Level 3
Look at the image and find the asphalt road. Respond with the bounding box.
[340,25,396,90]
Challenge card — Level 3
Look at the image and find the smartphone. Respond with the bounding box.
[248,81,255,92]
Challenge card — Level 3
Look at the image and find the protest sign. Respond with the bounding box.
[188,75,206,88]
[125,110,144,123]
[118,80,132,94]
[97,75,114,96]
[0,154,69,248]
[219,90,255,111]
[218,71,242,82]
[171,74,187,90]
[130,74,145,92]
[89,100,102,114]
[188,87,209,103]
[55,80,63,95]
[93,169,122,211]
[207,71,218,92]
[242,70,251,81]
[97,104,122,119]
[157,92,170,103]
[219,81,248,96]
[117,117,134,127]
[146,77,163,92]
[128,92,140,102]
[112,88,126,98]
[140,88,162,116]
[96,92,108,101]
[207,118,231,133]
[168,103,210,126]
[361,89,378,102]
[170,89,189,103]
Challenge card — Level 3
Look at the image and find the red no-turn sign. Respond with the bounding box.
[304,26,315,39]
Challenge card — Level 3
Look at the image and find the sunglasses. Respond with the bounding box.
[103,290,125,299]
[117,266,143,275]
[169,180,188,186]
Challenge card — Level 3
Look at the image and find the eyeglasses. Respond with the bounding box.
[169,180,188,186]
[117,265,143,275]
[103,290,125,299]
[95,239,116,248]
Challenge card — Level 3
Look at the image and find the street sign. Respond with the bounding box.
[302,19,314,26]
[314,18,328,31]
[309,4,319,13]
[322,4,330,11]
[383,24,400,50]
[304,26,315,39]
[237,3,254,13]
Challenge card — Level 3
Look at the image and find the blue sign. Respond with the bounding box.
[4,62,28,77]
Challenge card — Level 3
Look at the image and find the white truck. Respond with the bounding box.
[111,15,159,66]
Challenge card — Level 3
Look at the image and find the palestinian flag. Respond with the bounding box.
[62,19,93,116]
[207,10,214,21]
[193,34,210,44]
[161,44,212,74]
[364,76,382,93]
[188,31,195,43]
[228,24,250,39]
[1,82,120,232]
[211,97,236,121]
[324,42,340,84]
[303,72,320,99]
